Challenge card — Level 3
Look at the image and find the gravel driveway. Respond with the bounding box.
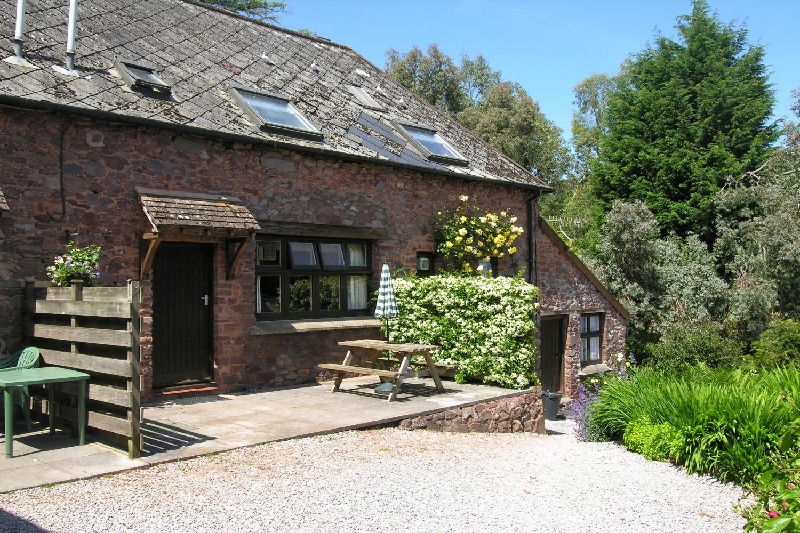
[0,420,747,532]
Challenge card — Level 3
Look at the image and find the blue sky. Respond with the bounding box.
[283,1,798,141]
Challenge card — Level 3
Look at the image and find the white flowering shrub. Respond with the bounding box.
[391,275,539,389]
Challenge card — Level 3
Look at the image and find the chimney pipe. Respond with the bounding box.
[65,0,78,71]
[13,0,26,58]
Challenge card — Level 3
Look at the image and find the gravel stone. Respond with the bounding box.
[0,421,747,532]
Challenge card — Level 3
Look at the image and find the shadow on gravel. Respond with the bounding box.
[0,509,50,532]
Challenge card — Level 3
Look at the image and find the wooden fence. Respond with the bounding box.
[23,280,142,458]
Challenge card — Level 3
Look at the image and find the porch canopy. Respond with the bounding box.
[136,186,260,279]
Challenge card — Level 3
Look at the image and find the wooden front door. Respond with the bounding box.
[540,317,566,393]
[152,243,213,388]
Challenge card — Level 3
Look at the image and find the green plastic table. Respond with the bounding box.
[0,367,90,458]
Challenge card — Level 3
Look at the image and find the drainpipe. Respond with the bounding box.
[527,193,540,286]
[12,0,26,59]
[65,0,78,71]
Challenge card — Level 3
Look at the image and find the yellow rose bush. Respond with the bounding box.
[435,195,524,274]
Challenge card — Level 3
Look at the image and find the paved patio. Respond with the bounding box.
[0,376,524,493]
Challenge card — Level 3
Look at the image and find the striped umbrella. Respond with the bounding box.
[375,261,398,341]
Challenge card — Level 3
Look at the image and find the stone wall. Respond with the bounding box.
[536,224,628,399]
[398,388,545,434]
[0,109,533,401]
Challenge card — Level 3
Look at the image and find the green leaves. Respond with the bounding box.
[591,0,778,245]
[391,275,538,389]
[385,45,573,183]
[195,0,287,23]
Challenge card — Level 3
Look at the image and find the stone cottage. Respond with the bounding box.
[0,0,627,401]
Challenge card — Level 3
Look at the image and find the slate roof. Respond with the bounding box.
[0,0,549,191]
[0,187,8,211]
[136,187,260,232]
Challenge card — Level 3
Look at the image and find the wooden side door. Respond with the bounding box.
[539,316,565,393]
[152,243,213,387]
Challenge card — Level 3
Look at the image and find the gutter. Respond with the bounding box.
[0,95,549,194]
[527,193,540,286]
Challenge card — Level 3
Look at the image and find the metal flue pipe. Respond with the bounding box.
[65,0,78,71]
[12,0,27,58]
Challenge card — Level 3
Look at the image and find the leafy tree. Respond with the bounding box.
[591,200,666,352]
[196,0,288,22]
[648,321,742,373]
[571,72,620,178]
[750,318,800,368]
[458,82,573,184]
[715,94,800,337]
[385,45,468,115]
[657,232,728,327]
[591,200,730,358]
[539,177,602,257]
[459,53,501,106]
[591,0,778,245]
[386,45,573,185]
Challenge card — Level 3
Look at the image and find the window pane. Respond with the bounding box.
[125,65,168,88]
[319,243,346,268]
[405,126,463,159]
[240,91,316,132]
[347,275,368,310]
[581,338,589,362]
[347,244,367,267]
[257,276,281,313]
[478,259,492,277]
[257,240,281,266]
[289,275,312,312]
[319,276,341,311]
[580,316,588,334]
[589,315,601,332]
[590,337,600,359]
[289,241,318,267]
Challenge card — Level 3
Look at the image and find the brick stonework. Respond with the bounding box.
[398,388,545,434]
[0,111,539,401]
[536,227,628,399]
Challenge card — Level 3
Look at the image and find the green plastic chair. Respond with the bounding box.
[0,347,41,430]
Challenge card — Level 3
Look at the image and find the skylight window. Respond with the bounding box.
[346,85,384,111]
[115,58,171,93]
[229,84,323,141]
[397,122,468,165]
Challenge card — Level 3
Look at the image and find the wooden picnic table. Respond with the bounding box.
[0,366,89,458]
[319,340,444,402]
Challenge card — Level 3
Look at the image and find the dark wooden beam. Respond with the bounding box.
[226,236,251,280]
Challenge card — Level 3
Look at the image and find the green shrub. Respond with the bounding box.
[751,318,800,369]
[647,321,743,373]
[589,366,799,486]
[623,416,682,461]
[391,275,538,389]
[743,392,800,533]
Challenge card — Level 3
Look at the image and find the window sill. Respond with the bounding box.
[577,363,612,377]
[249,316,381,335]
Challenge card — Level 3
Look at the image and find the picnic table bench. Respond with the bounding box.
[319,339,444,402]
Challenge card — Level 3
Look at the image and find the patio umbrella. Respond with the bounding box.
[374,261,398,342]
